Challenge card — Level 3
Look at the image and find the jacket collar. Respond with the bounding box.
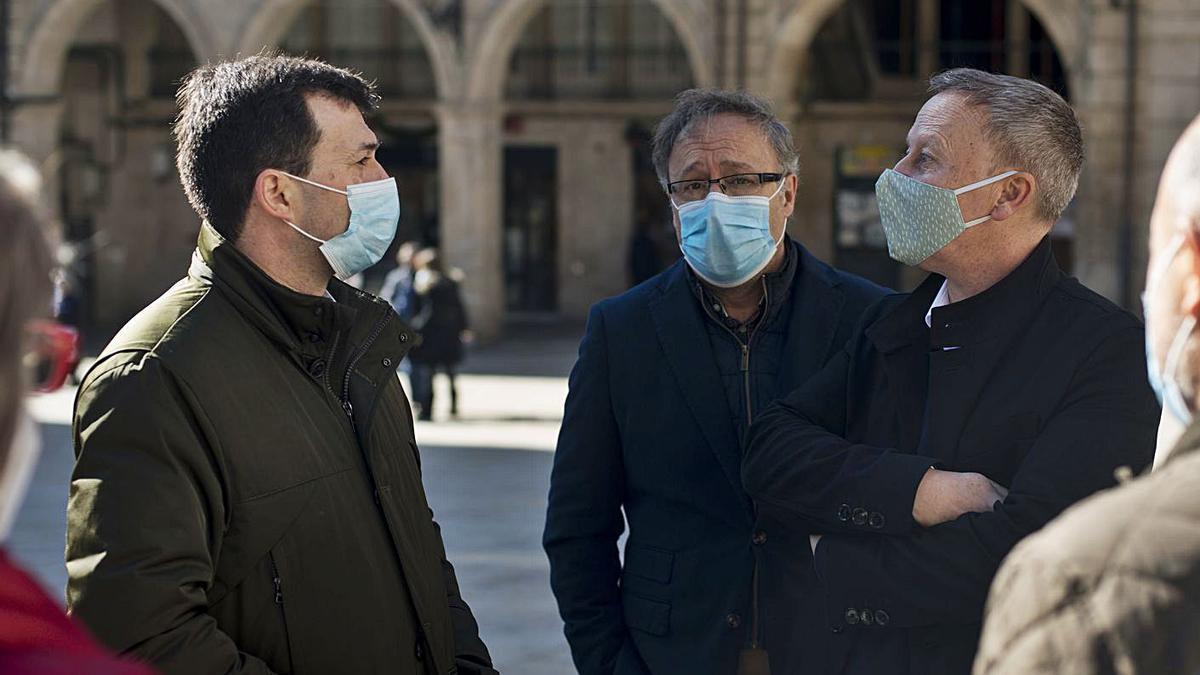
[868,236,1061,353]
[189,222,414,360]
[687,236,800,331]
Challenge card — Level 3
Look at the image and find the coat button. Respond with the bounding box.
[874,610,890,626]
[726,613,741,629]
[414,639,424,661]
[308,359,326,377]
[313,306,324,317]
[399,333,409,343]
[860,609,874,626]
[382,358,392,367]
[752,530,767,546]
[852,507,868,526]
[844,609,859,625]
[837,504,852,522]
[869,512,886,529]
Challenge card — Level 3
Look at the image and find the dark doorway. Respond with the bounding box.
[504,146,559,312]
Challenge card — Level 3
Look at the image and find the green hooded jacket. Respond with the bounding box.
[67,223,496,675]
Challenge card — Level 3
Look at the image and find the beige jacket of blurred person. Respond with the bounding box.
[974,114,1200,675]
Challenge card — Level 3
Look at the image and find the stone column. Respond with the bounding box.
[436,101,505,340]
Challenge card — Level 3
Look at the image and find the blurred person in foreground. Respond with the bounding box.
[0,149,146,675]
[973,112,1200,675]
[741,69,1159,674]
[65,55,496,675]
[408,247,471,421]
[544,88,887,675]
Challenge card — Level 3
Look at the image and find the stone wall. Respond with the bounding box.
[6,0,1198,338]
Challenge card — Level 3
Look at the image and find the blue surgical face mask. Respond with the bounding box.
[282,172,400,280]
[672,180,786,288]
[1142,233,1195,426]
[875,168,1018,266]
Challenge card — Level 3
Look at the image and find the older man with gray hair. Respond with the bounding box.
[742,68,1160,675]
[544,89,886,675]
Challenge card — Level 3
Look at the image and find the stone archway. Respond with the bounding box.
[236,0,461,101]
[16,0,217,99]
[465,0,715,102]
[763,0,1084,109]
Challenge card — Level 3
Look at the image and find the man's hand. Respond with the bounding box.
[912,468,1008,528]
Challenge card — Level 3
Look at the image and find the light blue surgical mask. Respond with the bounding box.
[672,180,786,288]
[282,172,400,280]
[875,168,1018,266]
[1142,233,1194,426]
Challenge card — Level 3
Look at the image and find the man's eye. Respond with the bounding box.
[729,176,755,186]
[358,156,371,165]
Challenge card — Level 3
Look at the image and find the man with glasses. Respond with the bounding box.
[544,89,886,675]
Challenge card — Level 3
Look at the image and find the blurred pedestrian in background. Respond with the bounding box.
[409,247,472,421]
[974,111,1200,675]
[380,241,420,322]
[0,149,146,675]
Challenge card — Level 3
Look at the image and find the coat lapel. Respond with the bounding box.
[776,248,846,392]
[916,239,1062,464]
[649,264,751,512]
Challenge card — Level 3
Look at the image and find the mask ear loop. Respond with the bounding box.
[955,170,1019,228]
[278,172,345,243]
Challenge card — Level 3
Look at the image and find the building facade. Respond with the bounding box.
[5,0,1199,338]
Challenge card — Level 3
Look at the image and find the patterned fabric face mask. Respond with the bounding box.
[875,168,1018,266]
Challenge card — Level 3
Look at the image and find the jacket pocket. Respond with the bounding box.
[623,544,674,584]
[623,592,671,636]
[268,550,294,670]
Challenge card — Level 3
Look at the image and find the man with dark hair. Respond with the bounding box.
[742,68,1159,674]
[544,88,886,675]
[67,54,497,675]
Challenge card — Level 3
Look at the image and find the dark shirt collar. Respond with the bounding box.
[869,235,1062,352]
[688,236,799,332]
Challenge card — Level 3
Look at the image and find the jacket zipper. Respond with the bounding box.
[714,276,768,653]
[339,308,393,420]
[716,276,768,426]
[268,551,293,662]
[270,554,284,604]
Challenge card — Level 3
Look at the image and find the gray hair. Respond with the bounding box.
[929,68,1083,223]
[652,89,799,189]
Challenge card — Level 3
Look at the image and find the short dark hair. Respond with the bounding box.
[652,89,799,189]
[174,53,380,241]
[929,68,1083,222]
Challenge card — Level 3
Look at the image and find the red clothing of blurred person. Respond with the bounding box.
[0,548,152,675]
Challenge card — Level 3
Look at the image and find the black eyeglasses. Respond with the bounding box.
[667,172,785,204]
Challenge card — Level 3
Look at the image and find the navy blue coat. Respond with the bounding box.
[544,243,886,675]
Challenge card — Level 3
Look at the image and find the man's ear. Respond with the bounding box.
[990,172,1036,222]
[780,173,798,218]
[254,169,302,223]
